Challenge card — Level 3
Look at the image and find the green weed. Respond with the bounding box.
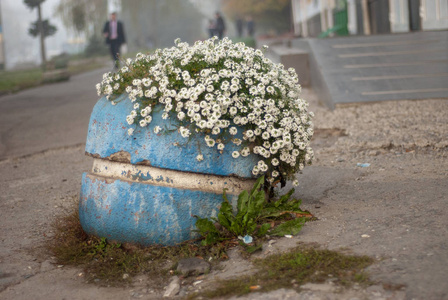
[195,176,314,247]
[192,244,374,299]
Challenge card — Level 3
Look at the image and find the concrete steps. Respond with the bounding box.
[290,30,448,108]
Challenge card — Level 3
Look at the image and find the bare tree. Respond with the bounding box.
[24,0,57,67]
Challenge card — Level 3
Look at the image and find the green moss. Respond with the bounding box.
[48,206,227,287]
[49,205,373,294]
[194,244,374,299]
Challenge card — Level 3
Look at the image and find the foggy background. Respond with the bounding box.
[1,0,72,69]
[1,0,293,70]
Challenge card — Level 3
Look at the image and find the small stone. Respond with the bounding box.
[177,257,210,277]
[123,273,130,279]
[368,150,380,156]
[193,280,202,286]
[361,234,370,238]
[178,288,187,297]
[366,284,386,295]
[163,276,180,298]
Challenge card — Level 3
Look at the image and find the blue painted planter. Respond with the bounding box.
[80,95,258,246]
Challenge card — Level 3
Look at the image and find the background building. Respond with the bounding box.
[292,0,448,38]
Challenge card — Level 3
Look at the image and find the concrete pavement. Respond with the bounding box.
[0,61,447,299]
[0,68,108,161]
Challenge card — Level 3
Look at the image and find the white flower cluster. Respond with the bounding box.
[96,37,314,186]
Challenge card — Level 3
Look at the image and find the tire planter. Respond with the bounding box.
[80,95,258,246]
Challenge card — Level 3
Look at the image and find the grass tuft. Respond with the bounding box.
[48,206,227,286]
[193,243,374,299]
[0,57,107,95]
[0,69,43,94]
[48,205,374,296]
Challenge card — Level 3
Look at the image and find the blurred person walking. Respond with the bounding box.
[207,19,216,38]
[103,12,126,69]
[246,15,255,37]
[215,12,226,39]
[235,16,243,37]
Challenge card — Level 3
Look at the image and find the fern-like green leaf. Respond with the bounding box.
[270,218,306,236]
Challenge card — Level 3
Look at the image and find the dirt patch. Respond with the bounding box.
[312,128,347,148]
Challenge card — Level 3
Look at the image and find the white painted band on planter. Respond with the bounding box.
[91,158,256,195]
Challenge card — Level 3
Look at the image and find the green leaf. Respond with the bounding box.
[259,206,283,219]
[276,189,295,204]
[239,241,262,253]
[274,188,295,207]
[270,218,306,236]
[217,200,234,231]
[195,217,218,235]
[289,198,304,212]
[257,223,271,237]
[240,211,250,228]
[230,220,243,236]
[253,190,266,213]
[204,232,221,246]
[222,188,229,202]
[250,176,265,197]
[237,190,249,214]
[246,220,257,236]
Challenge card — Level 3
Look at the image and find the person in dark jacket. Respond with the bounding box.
[246,15,255,37]
[215,12,226,39]
[207,19,216,38]
[103,12,126,69]
[235,16,243,37]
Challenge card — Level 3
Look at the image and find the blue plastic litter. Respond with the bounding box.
[357,163,370,167]
[243,235,253,244]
